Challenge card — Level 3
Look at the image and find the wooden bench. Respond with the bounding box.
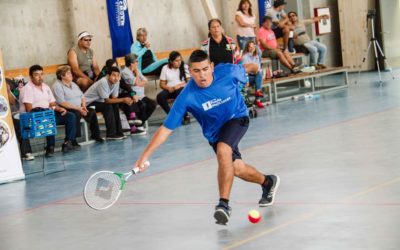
[4,64,65,79]
[263,67,349,103]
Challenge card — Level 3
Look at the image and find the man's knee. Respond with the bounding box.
[216,142,232,159]
[77,78,92,90]
[282,27,290,34]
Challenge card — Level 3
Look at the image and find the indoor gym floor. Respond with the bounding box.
[0,71,399,250]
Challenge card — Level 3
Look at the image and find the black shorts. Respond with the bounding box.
[210,116,249,161]
[273,27,284,38]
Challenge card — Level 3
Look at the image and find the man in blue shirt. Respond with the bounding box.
[134,50,280,225]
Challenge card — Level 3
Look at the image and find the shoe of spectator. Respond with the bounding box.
[106,135,126,140]
[45,146,55,157]
[317,64,327,69]
[130,126,146,135]
[23,153,35,161]
[71,140,81,150]
[291,66,301,74]
[62,141,74,153]
[254,99,265,108]
[255,90,264,98]
[128,119,143,126]
[91,136,104,143]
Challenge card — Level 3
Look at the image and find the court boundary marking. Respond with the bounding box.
[0,106,399,220]
[223,176,400,249]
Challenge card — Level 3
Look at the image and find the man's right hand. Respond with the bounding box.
[79,107,88,116]
[123,97,134,105]
[134,158,150,173]
[168,86,175,93]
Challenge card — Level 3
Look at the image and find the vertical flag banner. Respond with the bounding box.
[106,0,134,58]
[0,50,25,184]
[258,0,272,25]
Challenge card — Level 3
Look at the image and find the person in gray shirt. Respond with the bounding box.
[266,0,294,52]
[53,65,103,143]
[84,67,131,140]
[120,54,156,131]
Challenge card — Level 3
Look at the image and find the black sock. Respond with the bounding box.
[262,175,271,188]
[219,198,229,205]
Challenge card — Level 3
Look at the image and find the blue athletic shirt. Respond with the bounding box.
[163,63,248,143]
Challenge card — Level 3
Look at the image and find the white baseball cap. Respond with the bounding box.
[77,31,93,40]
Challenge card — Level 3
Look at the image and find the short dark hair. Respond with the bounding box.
[273,0,287,8]
[29,65,43,76]
[288,11,297,17]
[107,66,120,75]
[125,54,137,67]
[188,50,210,66]
[208,18,222,30]
[262,16,273,24]
[56,65,71,80]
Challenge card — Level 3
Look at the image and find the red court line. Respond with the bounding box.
[1,106,399,219]
[53,200,400,207]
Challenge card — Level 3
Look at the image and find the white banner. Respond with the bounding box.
[0,50,25,183]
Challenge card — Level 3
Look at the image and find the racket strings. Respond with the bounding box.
[84,172,123,210]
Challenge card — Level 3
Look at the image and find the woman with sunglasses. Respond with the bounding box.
[288,11,329,69]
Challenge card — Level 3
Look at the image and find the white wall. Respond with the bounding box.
[379,0,400,68]
[0,0,73,69]
[0,0,225,71]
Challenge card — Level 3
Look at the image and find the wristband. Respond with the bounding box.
[130,91,136,97]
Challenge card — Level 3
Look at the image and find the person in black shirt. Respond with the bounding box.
[201,19,241,65]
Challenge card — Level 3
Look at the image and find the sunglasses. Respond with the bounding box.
[83,39,92,42]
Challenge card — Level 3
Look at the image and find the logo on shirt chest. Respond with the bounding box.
[201,97,231,111]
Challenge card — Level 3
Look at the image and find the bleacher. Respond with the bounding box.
[5,46,348,154]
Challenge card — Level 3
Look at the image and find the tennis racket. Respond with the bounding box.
[83,161,150,210]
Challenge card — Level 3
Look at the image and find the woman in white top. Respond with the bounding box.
[235,0,257,51]
[156,51,190,123]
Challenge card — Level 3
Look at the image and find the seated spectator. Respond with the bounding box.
[241,41,264,108]
[258,16,300,73]
[53,65,104,143]
[288,11,329,69]
[235,0,257,51]
[68,31,101,91]
[120,54,157,133]
[201,18,241,65]
[156,51,191,124]
[130,28,168,76]
[84,67,129,140]
[266,0,294,52]
[19,65,79,156]
[6,80,34,160]
[97,58,145,135]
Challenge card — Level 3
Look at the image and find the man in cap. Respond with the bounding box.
[67,31,101,91]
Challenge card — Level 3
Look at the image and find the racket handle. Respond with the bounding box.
[132,161,150,174]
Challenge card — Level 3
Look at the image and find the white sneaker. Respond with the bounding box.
[23,153,35,161]
[128,119,142,126]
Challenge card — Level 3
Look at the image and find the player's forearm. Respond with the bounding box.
[140,126,172,160]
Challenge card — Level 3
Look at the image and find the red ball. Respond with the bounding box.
[248,210,261,223]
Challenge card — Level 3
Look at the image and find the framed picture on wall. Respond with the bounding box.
[314,7,331,35]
